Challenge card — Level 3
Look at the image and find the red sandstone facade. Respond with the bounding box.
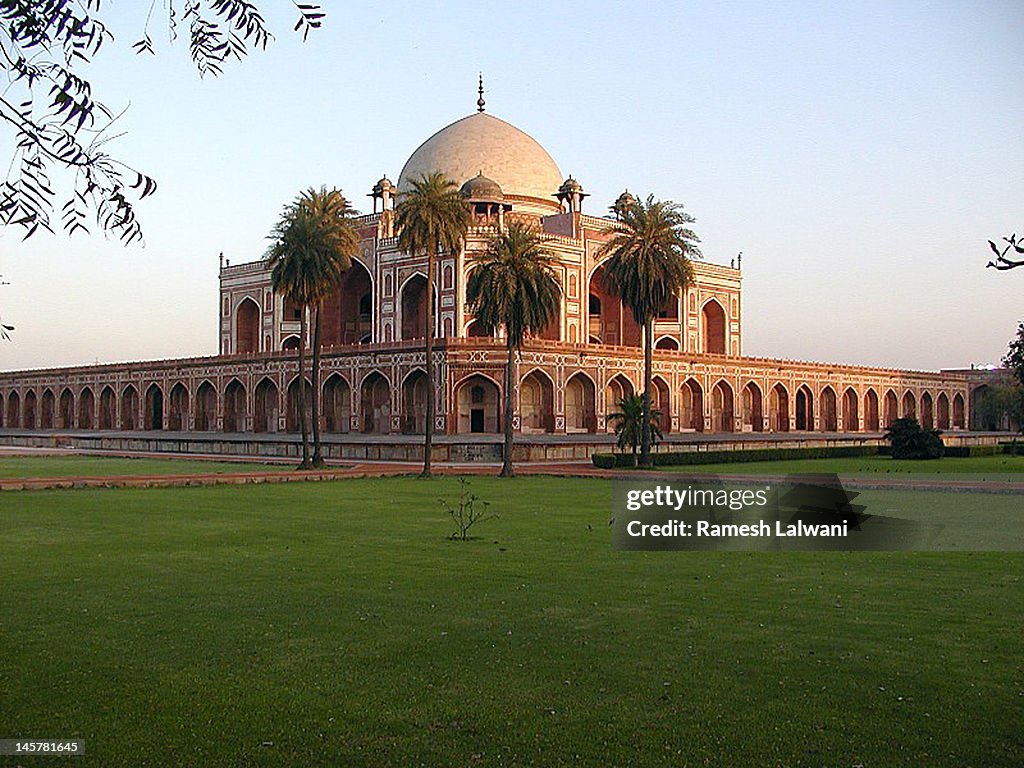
[0,106,975,437]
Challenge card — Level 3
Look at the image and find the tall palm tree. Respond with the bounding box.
[395,172,472,477]
[466,221,561,477]
[294,187,359,467]
[598,194,701,468]
[265,187,358,469]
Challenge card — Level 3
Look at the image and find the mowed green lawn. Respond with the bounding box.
[0,455,293,478]
[1,477,1021,767]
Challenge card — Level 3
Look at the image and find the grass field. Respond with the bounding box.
[1,453,1023,480]
[0,455,292,478]
[1,476,1021,767]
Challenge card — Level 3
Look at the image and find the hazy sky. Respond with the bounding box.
[1,0,1021,372]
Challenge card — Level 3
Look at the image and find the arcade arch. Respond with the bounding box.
[120,385,138,430]
[520,370,555,433]
[565,373,596,432]
[99,386,116,429]
[322,374,351,432]
[454,374,500,434]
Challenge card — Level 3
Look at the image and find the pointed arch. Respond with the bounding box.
[587,263,641,347]
[883,389,899,428]
[465,319,493,338]
[565,372,597,432]
[285,375,312,433]
[604,374,635,433]
[520,369,555,433]
[235,297,260,354]
[195,380,216,431]
[169,382,189,431]
[120,385,139,430]
[454,373,501,434]
[864,388,880,432]
[651,375,671,433]
[400,273,430,340]
[22,389,37,429]
[359,370,391,433]
[901,390,917,420]
[936,392,950,430]
[144,384,163,430]
[769,383,789,432]
[820,386,837,431]
[711,379,735,432]
[680,378,704,432]
[322,373,351,433]
[59,388,75,429]
[223,378,246,432]
[842,387,859,431]
[40,388,55,429]
[741,381,763,432]
[952,393,965,429]
[701,298,727,355]
[99,386,116,429]
[655,335,680,351]
[254,377,280,433]
[281,335,301,351]
[920,391,934,429]
[78,387,95,429]
[6,391,21,428]
[795,385,814,430]
[401,368,429,434]
[322,259,373,346]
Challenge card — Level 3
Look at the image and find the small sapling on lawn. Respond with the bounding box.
[440,477,497,540]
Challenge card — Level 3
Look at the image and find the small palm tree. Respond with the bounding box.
[395,172,473,477]
[466,221,561,477]
[598,194,700,468]
[265,187,358,468]
[608,393,663,465]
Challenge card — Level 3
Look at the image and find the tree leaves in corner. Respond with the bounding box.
[0,1,325,243]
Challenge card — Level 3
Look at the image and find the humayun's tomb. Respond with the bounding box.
[0,92,992,456]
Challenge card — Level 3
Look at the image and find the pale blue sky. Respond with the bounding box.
[1,0,1021,371]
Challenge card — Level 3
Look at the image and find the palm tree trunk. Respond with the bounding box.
[640,316,653,468]
[297,306,311,468]
[501,334,515,477]
[311,302,324,468]
[421,242,436,477]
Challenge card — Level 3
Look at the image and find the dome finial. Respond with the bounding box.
[477,73,486,113]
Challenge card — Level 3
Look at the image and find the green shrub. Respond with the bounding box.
[592,454,620,469]
[943,445,1000,458]
[884,417,944,460]
[591,444,880,469]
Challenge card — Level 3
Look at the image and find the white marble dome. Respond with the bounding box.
[397,112,563,201]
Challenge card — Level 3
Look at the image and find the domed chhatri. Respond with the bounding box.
[397,111,563,202]
[460,171,504,203]
[371,175,396,196]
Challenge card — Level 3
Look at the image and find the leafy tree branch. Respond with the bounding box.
[987,233,1023,271]
[0,1,324,242]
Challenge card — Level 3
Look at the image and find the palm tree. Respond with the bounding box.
[466,221,561,477]
[598,194,701,468]
[294,187,359,467]
[265,187,358,469]
[395,172,472,477]
[608,393,663,465]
